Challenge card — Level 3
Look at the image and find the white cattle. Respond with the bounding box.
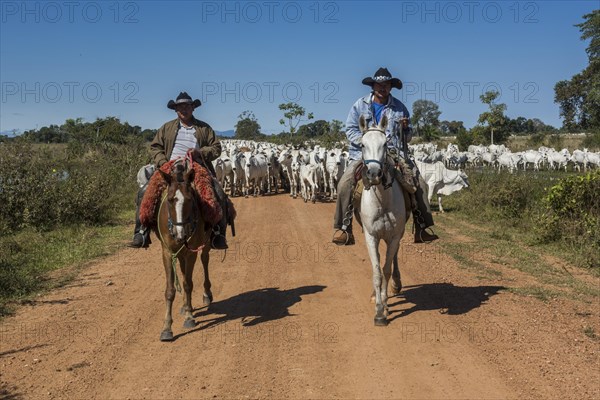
[496,152,517,173]
[325,148,342,200]
[445,152,469,169]
[277,148,296,197]
[465,151,482,167]
[424,150,445,163]
[212,153,234,196]
[547,150,569,171]
[522,150,545,171]
[261,147,279,193]
[243,152,269,197]
[481,152,497,168]
[309,147,327,196]
[587,152,600,169]
[571,149,589,172]
[290,158,301,198]
[299,162,319,203]
[231,150,247,196]
[416,161,470,213]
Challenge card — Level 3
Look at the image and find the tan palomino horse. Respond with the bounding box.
[156,161,212,341]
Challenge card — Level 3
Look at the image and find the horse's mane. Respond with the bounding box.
[140,160,223,228]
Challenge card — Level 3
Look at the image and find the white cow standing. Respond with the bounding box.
[299,161,318,203]
[587,151,600,169]
[522,150,545,171]
[571,149,589,172]
[231,150,247,197]
[325,148,342,200]
[416,161,470,213]
[547,149,570,171]
[212,152,234,195]
[243,152,269,197]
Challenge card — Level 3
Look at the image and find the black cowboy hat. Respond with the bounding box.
[362,67,403,90]
[167,91,202,110]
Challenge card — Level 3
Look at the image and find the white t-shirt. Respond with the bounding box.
[170,124,199,161]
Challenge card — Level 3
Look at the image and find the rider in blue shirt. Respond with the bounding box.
[332,68,438,245]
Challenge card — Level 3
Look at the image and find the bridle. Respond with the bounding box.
[362,126,394,190]
[159,175,201,250]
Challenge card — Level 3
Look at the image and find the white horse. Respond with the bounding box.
[358,115,407,326]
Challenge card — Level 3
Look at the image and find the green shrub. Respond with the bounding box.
[0,139,147,234]
[448,171,545,224]
[537,171,600,268]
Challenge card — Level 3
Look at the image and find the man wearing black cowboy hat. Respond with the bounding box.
[332,68,438,245]
[128,91,230,249]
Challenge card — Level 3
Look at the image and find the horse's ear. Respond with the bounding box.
[359,115,368,134]
[379,114,388,131]
[184,167,195,183]
[158,169,172,184]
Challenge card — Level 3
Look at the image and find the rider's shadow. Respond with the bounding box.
[387,283,505,322]
[172,285,326,340]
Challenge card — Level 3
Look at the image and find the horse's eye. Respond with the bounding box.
[168,197,175,203]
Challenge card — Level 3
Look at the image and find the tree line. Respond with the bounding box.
[0,117,156,144]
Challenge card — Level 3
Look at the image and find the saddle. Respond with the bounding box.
[352,157,417,228]
[139,160,227,229]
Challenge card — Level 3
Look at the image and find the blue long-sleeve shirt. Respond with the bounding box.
[345,94,413,161]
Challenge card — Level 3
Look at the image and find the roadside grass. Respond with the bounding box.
[506,286,565,302]
[0,139,146,318]
[432,235,503,280]
[0,209,134,317]
[434,211,599,301]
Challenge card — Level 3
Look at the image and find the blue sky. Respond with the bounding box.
[1,0,597,134]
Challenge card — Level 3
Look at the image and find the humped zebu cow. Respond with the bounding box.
[415,161,470,213]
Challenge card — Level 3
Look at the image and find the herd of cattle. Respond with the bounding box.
[212,139,599,211]
[420,143,600,173]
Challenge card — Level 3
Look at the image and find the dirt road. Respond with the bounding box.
[1,195,598,399]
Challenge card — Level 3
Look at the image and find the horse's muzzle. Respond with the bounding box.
[365,166,383,185]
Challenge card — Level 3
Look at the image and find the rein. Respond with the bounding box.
[157,188,206,294]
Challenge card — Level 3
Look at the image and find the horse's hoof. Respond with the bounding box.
[391,284,402,295]
[203,294,212,306]
[374,316,389,327]
[183,319,196,329]
[160,330,174,342]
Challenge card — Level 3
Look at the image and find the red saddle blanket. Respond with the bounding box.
[139,160,223,228]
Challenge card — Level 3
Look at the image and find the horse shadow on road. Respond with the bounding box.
[387,283,505,323]
[171,285,326,340]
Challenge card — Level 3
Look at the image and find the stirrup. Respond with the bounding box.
[415,226,438,243]
[332,229,352,246]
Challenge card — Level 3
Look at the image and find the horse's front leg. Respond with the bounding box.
[364,233,386,326]
[180,252,197,329]
[201,248,212,306]
[160,249,176,341]
[381,237,401,316]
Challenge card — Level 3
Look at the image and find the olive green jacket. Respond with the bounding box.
[149,118,222,168]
